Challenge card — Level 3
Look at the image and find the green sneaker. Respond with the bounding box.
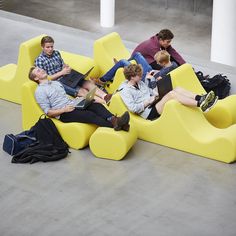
[200,91,218,112]
[201,96,218,113]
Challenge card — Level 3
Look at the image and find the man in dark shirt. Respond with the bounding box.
[132,29,185,70]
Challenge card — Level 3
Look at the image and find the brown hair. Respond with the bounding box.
[123,64,143,81]
[28,66,39,84]
[156,29,174,40]
[41,36,54,46]
[154,50,170,64]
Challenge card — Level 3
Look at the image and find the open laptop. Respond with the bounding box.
[60,66,94,88]
[72,87,96,109]
[149,74,173,107]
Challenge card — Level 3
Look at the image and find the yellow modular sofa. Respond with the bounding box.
[21,81,97,149]
[94,32,236,130]
[94,32,131,93]
[0,34,100,104]
[109,93,236,163]
[169,63,236,128]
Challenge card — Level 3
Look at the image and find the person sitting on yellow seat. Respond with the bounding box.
[35,36,112,104]
[119,64,218,120]
[28,67,130,131]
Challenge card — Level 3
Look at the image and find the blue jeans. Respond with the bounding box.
[100,59,130,82]
[59,81,78,97]
[100,52,152,82]
[130,52,152,81]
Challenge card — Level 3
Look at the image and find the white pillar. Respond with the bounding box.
[211,0,236,67]
[100,0,115,27]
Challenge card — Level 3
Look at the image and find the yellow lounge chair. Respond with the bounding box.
[21,81,97,149]
[0,34,100,104]
[109,93,236,163]
[94,32,131,93]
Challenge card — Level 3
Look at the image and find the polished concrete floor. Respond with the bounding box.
[1,1,236,236]
[2,0,213,60]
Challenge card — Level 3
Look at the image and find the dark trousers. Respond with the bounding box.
[60,103,113,127]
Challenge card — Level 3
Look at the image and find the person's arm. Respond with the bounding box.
[168,46,186,65]
[47,105,75,117]
[49,65,71,81]
[120,87,155,114]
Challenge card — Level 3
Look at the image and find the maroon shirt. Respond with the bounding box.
[132,35,186,66]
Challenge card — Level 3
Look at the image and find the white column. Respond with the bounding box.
[100,0,115,27]
[211,0,236,67]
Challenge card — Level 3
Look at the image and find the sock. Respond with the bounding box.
[195,95,201,101]
[195,95,201,107]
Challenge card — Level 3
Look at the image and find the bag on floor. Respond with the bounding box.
[195,71,231,99]
[3,130,37,156]
[11,115,70,164]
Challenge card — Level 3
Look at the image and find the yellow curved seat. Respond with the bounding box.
[0,34,45,104]
[61,51,101,79]
[21,81,97,149]
[109,93,236,163]
[93,32,131,93]
[170,63,236,128]
[89,126,137,160]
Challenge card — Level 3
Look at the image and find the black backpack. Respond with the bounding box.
[11,116,69,164]
[195,71,231,99]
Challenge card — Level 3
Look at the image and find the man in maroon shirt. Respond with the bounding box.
[132,29,186,70]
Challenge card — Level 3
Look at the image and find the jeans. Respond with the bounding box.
[130,52,153,81]
[59,81,77,97]
[100,52,152,82]
[100,59,130,82]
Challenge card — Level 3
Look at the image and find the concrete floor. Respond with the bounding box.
[0,1,236,236]
[2,0,213,60]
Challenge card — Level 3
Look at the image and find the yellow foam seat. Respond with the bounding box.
[89,126,137,160]
[109,93,236,163]
[0,35,45,104]
[60,51,101,79]
[0,34,100,104]
[170,63,236,128]
[21,81,97,149]
[93,32,131,93]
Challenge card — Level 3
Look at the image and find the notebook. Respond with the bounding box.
[60,67,94,88]
[149,74,173,107]
[72,87,96,109]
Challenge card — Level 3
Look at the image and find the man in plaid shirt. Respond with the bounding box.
[35,36,112,104]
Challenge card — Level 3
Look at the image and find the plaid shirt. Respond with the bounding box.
[35,50,64,76]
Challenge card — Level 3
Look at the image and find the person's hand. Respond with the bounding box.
[150,70,157,75]
[148,96,156,105]
[63,105,75,113]
[156,76,162,80]
[62,64,71,75]
[146,72,154,79]
[144,96,155,107]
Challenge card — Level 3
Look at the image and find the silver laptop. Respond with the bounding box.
[72,87,96,109]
